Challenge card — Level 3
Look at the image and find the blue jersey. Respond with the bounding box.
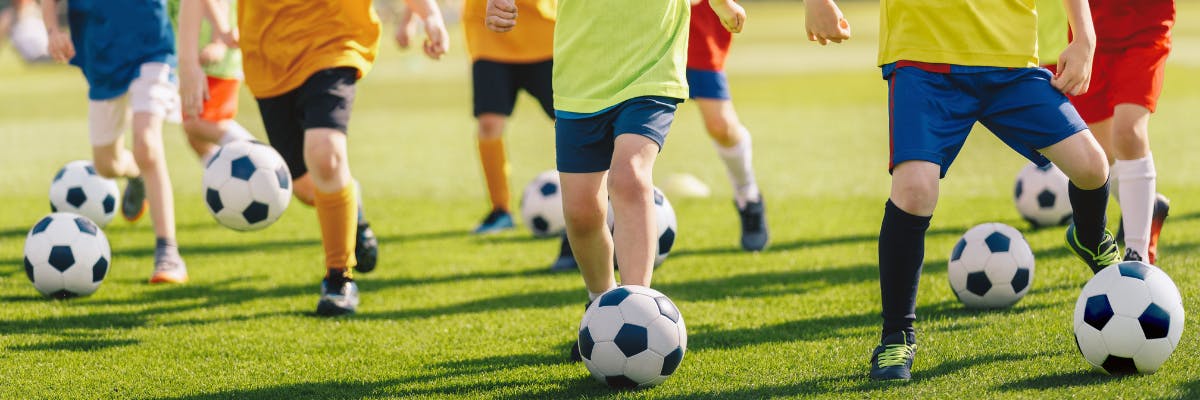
[68,0,176,100]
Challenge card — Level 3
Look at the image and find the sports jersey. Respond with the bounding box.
[553,0,690,114]
[1036,0,1068,65]
[67,0,176,100]
[688,2,732,72]
[168,0,242,79]
[238,0,381,98]
[1091,0,1174,50]
[878,0,1038,68]
[462,0,555,63]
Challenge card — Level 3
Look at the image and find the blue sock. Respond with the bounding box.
[879,200,930,337]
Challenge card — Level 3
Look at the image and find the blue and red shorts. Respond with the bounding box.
[686,68,731,100]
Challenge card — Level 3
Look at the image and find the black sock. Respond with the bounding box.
[1068,180,1109,249]
[559,233,573,258]
[879,200,931,337]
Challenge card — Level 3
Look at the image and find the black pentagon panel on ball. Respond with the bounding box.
[1037,190,1057,209]
[53,168,66,182]
[1014,180,1023,199]
[605,375,639,390]
[598,287,632,307]
[1084,294,1115,331]
[614,324,649,357]
[102,194,116,214]
[92,257,109,283]
[276,166,290,190]
[950,238,967,262]
[243,201,270,224]
[539,182,557,197]
[1101,356,1139,375]
[984,232,1010,253]
[24,256,34,282]
[966,271,992,296]
[1118,262,1150,280]
[1138,303,1171,340]
[655,296,680,323]
[74,217,98,236]
[48,245,76,272]
[531,216,549,233]
[206,188,224,213]
[578,327,595,360]
[31,216,52,235]
[84,165,97,175]
[659,228,675,254]
[661,347,684,375]
[49,289,78,300]
[1011,268,1031,292]
[230,156,257,181]
[66,187,87,208]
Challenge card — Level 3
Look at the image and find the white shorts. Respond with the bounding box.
[87,62,180,146]
[10,14,50,63]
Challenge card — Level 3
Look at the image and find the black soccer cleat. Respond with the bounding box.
[354,221,379,273]
[870,331,917,381]
[121,176,148,222]
[549,234,578,272]
[737,197,769,252]
[316,275,359,316]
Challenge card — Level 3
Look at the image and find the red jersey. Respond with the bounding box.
[688,3,732,71]
[1090,0,1175,50]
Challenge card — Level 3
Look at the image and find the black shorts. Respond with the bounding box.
[255,67,358,178]
[472,59,554,119]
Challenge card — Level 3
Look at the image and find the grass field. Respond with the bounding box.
[2,2,1199,399]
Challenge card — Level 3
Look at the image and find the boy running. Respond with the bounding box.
[486,0,745,359]
[179,0,448,315]
[44,0,189,283]
[807,0,1117,381]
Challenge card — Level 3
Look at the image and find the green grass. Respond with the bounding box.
[1,2,1199,399]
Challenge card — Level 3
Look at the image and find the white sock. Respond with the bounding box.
[219,121,255,144]
[1108,169,1120,204]
[1114,155,1156,259]
[715,130,760,207]
[588,282,617,301]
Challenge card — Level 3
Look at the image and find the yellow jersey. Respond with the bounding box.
[462,0,555,63]
[239,0,381,98]
[878,0,1039,68]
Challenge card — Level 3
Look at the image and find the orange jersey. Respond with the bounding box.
[462,0,555,63]
[238,0,381,98]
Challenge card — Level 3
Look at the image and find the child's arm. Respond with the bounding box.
[805,0,851,45]
[393,6,418,49]
[485,0,517,33]
[177,0,211,119]
[41,0,73,62]
[708,0,745,33]
[1053,0,1096,96]
[199,0,235,65]
[403,0,449,59]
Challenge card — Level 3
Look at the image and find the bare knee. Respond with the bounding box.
[131,136,163,170]
[1067,157,1110,189]
[889,162,940,216]
[303,131,347,182]
[608,162,652,205]
[477,114,506,141]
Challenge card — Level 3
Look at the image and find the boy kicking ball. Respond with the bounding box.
[807,0,1118,381]
[486,0,745,359]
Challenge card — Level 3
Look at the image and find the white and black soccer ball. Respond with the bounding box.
[520,170,565,237]
[1074,261,1184,375]
[578,286,686,389]
[947,223,1035,308]
[1014,162,1073,228]
[23,213,112,299]
[49,160,120,227]
[607,187,677,267]
[202,141,292,231]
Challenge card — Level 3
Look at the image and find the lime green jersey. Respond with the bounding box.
[168,0,243,79]
[552,0,690,114]
[1037,0,1068,65]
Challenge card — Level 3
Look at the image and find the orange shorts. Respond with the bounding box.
[1067,43,1170,123]
[188,76,240,122]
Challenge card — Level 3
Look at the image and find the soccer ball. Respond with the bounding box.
[947,223,1035,308]
[607,187,677,267]
[1014,162,1072,228]
[520,170,565,237]
[23,213,112,298]
[202,141,292,231]
[49,160,120,227]
[1073,261,1184,375]
[578,286,686,389]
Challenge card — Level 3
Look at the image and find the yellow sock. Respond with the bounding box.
[314,181,358,275]
[478,137,511,211]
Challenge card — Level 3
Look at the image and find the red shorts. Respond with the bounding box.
[1066,43,1170,123]
[186,76,240,122]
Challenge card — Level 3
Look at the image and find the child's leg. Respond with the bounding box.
[304,128,357,273]
[1041,131,1112,253]
[130,111,176,240]
[292,174,317,206]
[560,171,616,295]
[879,160,939,335]
[477,113,511,212]
[89,98,140,179]
[696,98,759,204]
[1109,104,1156,260]
[608,134,661,287]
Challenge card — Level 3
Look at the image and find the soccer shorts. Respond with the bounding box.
[555,96,680,173]
[686,68,731,100]
[472,59,554,119]
[188,76,241,122]
[255,67,357,179]
[88,62,179,146]
[1068,44,1170,123]
[887,64,1088,178]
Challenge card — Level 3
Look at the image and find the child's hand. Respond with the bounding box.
[214,28,239,49]
[708,0,745,33]
[805,0,851,45]
[178,61,209,119]
[422,15,450,59]
[1053,40,1094,96]
[394,9,417,49]
[47,30,74,63]
[199,42,227,66]
[486,0,517,32]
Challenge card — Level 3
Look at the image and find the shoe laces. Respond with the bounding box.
[877,343,915,368]
[740,205,763,232]
[1093,238,1121,267]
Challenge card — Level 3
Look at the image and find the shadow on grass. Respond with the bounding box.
[993,369,1116,391]
[8,337,138,352]
[1167,378,1200,400]
[670,225,969,258]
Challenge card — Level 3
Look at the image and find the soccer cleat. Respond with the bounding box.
[1065,224,1121,274]
[870,331,917,381]
[121,177,148,222]
[736,197,769,251]
[473,209,515,234]
[1148,193,1169,264]
[149,258,189,284]
[1124,248,1144,262]
[316,276,359,316]
[354,222,379,273]
[549,234,578,272]
[569,300,593,362]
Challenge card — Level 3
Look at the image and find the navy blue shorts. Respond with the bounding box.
[887,64,1088,178]
[686,68,731,100]
[555,96,680,173]
[472,59,554,119]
